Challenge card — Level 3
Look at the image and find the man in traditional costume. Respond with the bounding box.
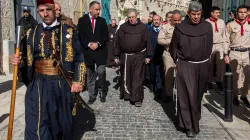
[114,8,152,107]
[11,0,86,139]
[170,1,213,137]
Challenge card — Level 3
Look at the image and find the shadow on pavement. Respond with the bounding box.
[113,75,121,90]
[73,106,96,140]
[0,80,24,94]
[204,90,250,124]
[112,68,120,90]
[153,97,183,132]
[0,113,10,123]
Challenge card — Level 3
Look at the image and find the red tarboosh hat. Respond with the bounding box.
[36,0,55,7]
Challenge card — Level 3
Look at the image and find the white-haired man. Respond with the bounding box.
[114,8,152,107]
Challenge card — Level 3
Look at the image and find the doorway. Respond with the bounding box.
[14,0,41,25]
[199,0,212,19]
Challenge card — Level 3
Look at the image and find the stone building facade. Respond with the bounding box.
[0,0,15,74]
[114,0,190,21]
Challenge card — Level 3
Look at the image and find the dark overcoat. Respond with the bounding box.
[77,15,109,66]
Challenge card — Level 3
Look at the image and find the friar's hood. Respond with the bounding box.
[176,16,212,37]
[119,19,146,34]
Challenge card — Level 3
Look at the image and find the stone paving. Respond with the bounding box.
[0,68,232,140]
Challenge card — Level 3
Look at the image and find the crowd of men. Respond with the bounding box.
[11,0,250,139]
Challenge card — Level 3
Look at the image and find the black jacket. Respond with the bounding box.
[77,15,109,66]
[17,15,38,34]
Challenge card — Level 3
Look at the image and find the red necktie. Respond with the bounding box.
[91,17,95,31]
[235,19,247,36]
[209,18,219,32]
[248,16,250,24]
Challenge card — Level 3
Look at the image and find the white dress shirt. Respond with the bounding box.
[88,14,101,47]
[89,14,96,32]
[42,19,60,28]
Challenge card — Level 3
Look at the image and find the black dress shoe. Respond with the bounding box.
[233,97,240,106]
[100,92,106,102]
[87,97,96,104]
[240,96,250,106]
[216,82,223,91]
[186,130,196,138]
[208,82,213,89]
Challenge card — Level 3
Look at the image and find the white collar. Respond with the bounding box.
[89,14,93,19]
[89,14,98,19]
[153,26,160,29]
[42,19,59,28]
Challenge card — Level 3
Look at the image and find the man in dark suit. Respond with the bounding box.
[78,1,109,104]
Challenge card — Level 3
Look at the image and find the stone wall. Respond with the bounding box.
[110,0,119,21]
[1,0,13,41]
[55,0,75,18]
[118,0,188,21]
[0,0,14,74]
[54,0,188,24]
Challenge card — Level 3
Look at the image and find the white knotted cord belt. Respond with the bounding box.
[124,48,146,94]
[188,58,210,63]
[173,69,178,116]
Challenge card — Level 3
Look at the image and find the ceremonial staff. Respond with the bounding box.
[7,26,23,140]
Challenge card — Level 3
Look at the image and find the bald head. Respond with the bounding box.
[54,2,61,18]
[171,10,181,26]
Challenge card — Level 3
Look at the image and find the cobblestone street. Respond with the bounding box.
[0,68,232,140]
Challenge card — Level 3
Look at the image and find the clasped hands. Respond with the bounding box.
[89,42,99,50]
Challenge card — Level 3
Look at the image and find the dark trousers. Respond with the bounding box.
[86,65,106,98]
[149,62,163,91]
[25,75,74,140]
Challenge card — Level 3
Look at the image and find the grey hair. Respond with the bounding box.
[172,10,181,15]
[127,8,138,16]
[89,1,100,9]
[188,1,202,11]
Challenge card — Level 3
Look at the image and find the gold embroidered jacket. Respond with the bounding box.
[24,23,86,85]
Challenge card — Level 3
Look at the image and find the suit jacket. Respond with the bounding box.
[78,15,109,66]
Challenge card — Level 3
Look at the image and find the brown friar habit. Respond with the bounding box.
[106,24,118,66]
[114,20,152,102]
[170,17,213,133]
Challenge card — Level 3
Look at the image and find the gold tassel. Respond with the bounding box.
[72,96,78,116]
